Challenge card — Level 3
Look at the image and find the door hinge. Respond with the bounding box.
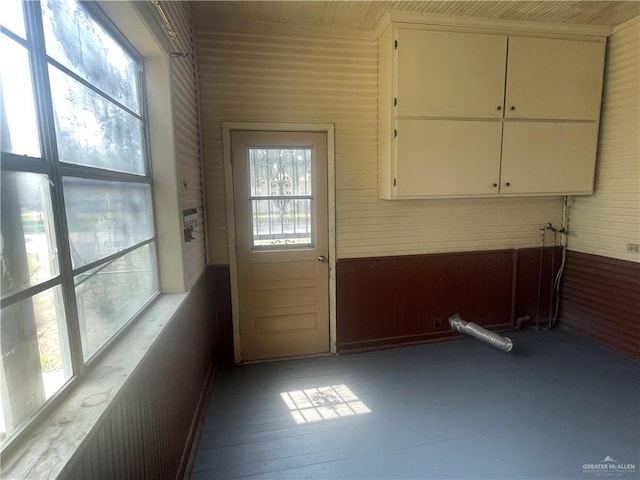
[234,238,238,251]
[394,129,398,138]
[394,40,398,49]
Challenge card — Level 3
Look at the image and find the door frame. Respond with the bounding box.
[222,122,336,364]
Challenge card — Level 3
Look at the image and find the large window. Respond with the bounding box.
[0,0,159,448]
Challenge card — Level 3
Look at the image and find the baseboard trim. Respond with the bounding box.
[337,323,513,354]
[177,360,219,480]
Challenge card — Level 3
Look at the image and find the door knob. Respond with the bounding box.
[318,255,328,264]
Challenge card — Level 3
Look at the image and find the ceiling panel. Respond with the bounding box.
[190,1,640,30]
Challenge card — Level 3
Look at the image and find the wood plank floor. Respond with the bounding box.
[190,330,639,479]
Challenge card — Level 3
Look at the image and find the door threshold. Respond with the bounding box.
[239,351,335,365]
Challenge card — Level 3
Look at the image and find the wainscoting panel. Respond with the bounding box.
[59,268,219,479]
[211,265,234,367]
[336,248,561,352]
[560,250,640,359]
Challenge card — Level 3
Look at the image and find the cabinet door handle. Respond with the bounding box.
[510,106,516,111]
[496,106,502,111]
[492,183,498,188]
[505,182,511,187]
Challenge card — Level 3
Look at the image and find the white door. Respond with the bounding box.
[231,131,329,361]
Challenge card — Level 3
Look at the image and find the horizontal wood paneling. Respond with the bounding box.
[336,248,561,352]
[195,22,563,265]
[568,18,640,262]
[560,250,640,359]
[60,269,219,479]
[163,1,208,287]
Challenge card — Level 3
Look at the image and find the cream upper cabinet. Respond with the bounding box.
[395,119,503,197]
[500,122,599,195]
[397,29,507,118]
[505,36,606,121]
[378,22,606,200]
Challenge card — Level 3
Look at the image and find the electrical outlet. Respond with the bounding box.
[626,243,640,253]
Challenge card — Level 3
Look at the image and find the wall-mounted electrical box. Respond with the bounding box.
[183,208,200,243]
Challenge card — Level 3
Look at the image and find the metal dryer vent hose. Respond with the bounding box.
[448,314,513,352]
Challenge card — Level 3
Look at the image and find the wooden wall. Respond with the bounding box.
[567,18,639,262]
[164,1,208,288]
[337,247,562,352]
[194,21,563,265]
[59,268,222,479]
[193,13,639,361]
[560,251,639,359]
[558,18,639,359]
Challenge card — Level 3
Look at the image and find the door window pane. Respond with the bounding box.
[49,66,145,175]
[75,243,157,360]
[0,34,41,157]
[252,199,312,247]
[41,0,140,113]
[1,172,59,297]
[62,178,154,269]
[249,148,314,248]
[249,148,312,196]
[1,286,71,445]
[0,0,26,38]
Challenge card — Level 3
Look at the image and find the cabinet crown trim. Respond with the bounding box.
[374,11,613,37]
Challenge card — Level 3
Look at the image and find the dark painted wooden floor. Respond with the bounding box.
[190,330,639,479]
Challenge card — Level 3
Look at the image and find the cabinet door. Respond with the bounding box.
[505,36,605,120]
[397,29,507,118]
[500,122,598,195]
[396,119,503,197]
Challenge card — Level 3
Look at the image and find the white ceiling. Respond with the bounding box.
[190,1,640,31]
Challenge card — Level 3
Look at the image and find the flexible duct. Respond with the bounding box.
[448,313,513,352]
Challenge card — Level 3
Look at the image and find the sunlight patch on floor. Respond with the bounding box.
[280,384,371,424]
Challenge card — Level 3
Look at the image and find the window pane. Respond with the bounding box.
[1,172,59,297]
[252,199,313,247]
[0,286,71,444]
[49,66,145,175]
[248,147,314,248]
[41,0,140,113]
[0,0,26,38]
[249,148,312,197]
[63,178,154,269]
[75,243,157,360]
[0,34,41,157]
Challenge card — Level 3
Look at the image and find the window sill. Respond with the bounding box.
[1,293,189,480]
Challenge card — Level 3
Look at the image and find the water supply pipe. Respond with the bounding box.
[535,226,546,330]
[448,313,513,352]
